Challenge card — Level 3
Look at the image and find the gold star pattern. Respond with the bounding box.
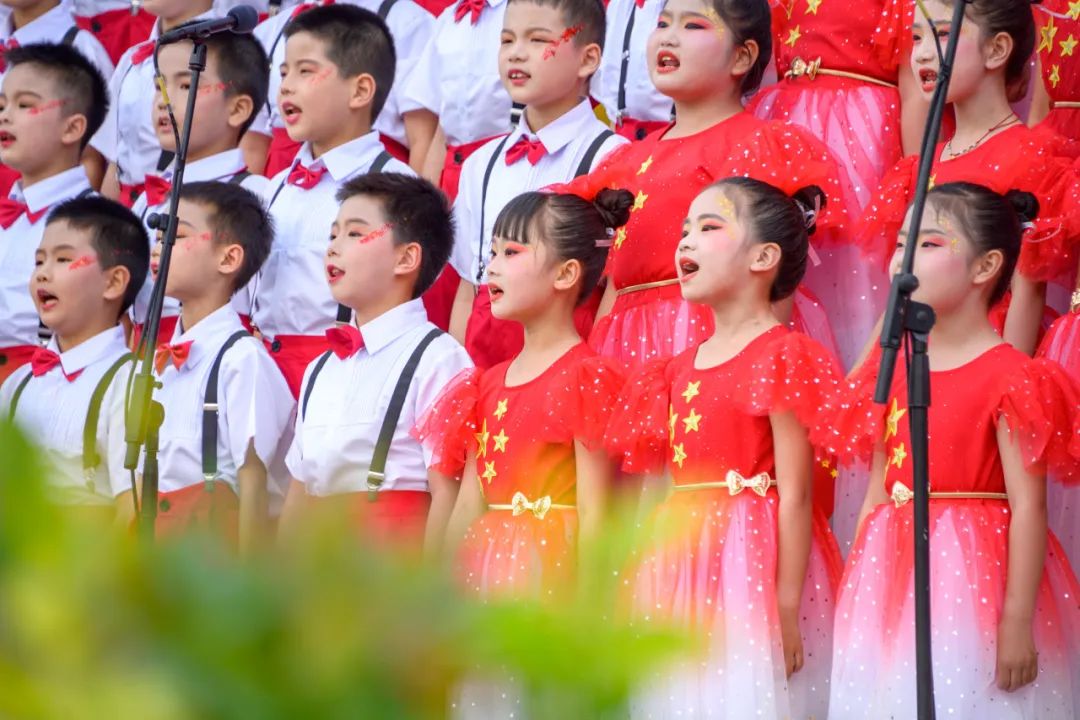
[1069,0,1080,21]
[1039,15,1058,54]
[784,26,801,47]
[884,398,907,440]
[950,237,960,254]
[481,461,497,484]
[672,443,687,468]
[927,174,936,191]
[1051,64,1061,89]
[493,428,509,453]
[632,190,648,212]
[637,156,653,175]
[681,380,701,403]
[474,418,490,458]
[668,404,678,443]
[830,468,839,479]
[1061,34,1077,57]
[682,408,702,434]
[891,442,908,469]
[614,227,627,250]
[806,0,821,14]
[494,398,509,421]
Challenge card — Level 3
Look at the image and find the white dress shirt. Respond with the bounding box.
[154,304,295,498]
[592,0,673,126]
[287,298,472,496]
[0,165,93,348]
[130,148,268,323]
[250,0,434,149]
[0,0,114,84]
[1,325,134,505]
[400,0,512,146]
[250,131,413,338]
[450,99,626,283]
[90,9,217,188]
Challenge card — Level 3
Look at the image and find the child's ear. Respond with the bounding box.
[972,248,1005,293]
[748,242,782,274]
[226,93,256,132]
[219,242,245,277]
[60,113,88,149]
[731,39,759,81]
[577,42,602,80]
[984,30,1014,73]
[552,257,582,294]
[101,263,131,304]
[348,73,377,112]
[393,241,422,278]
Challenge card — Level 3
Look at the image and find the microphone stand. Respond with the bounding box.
[123,39,208,541]
[874,1,969,717]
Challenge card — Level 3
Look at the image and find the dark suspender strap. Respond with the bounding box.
[377,0,397,19]
[369,150,393,173]
[156,150,175,173]
[300,350,334,421]
[82,353,135,479]
[228,170,252,186]
[267,24,289,117]
[201,330,250,487]
[574,130,614,178]
[8,371,33,421]
[366,328,442,499]
[476,135,512,283]
[616,4,637,124]
[510,102,525,126]
[61,25,79,46]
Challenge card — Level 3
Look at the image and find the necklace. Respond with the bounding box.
[944,113,1020,159]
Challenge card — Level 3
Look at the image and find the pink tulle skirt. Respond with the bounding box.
[629,488,843,719]
[831,500,1080,719]
[1041,309,1080,571]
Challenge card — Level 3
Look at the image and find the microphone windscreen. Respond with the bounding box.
[227,5,260,33]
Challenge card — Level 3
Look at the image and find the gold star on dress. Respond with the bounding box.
[632,190,648,212]
[784,26,801,47]
[681,380,701,403]
[1061,34,1078,57]
[891,442,908,469]
[481,461,497,484]
[474,418,490,458]
[493,428,509,453]
[885,398,907,440]
[614,227,627,250]
[682,408,702,433]
[672,443,687,468]
[637,156,653,175]
[806,0,821,14]
[1051,64,1062,89]
[668,404,679,443]
[1039,15,1058,54]
[494,398,509,421]
[1069,0,1080,21]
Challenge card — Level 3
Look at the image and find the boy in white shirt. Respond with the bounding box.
[130,26,270,341]
[280,172,472,555]
[249,4,412,397]
[448,0,626,368]
[133,181,293,553]
[1,196,148,523]
[0,43,106,384]
[0,0,114,81]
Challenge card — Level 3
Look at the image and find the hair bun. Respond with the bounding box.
[790,185,826,236]
[1003,189,1039,225]
[592,187,634,231]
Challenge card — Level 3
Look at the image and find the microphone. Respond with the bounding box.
[156,5,259,45]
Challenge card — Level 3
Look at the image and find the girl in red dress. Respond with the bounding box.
[859,0,1080,357]
[606,178,844,719]
[563,0,850,371]
[826,183,1080,719]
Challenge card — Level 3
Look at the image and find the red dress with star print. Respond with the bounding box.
[1035,2,1080,144]
[820,343,1080,718]
[561,112,849,370]
[414,343,624,601]
[605,326,844,719]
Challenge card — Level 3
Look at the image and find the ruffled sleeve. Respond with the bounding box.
[603,359,671,474]
[855,154,918,267]
[710,122,852,240]
[996,358,1080,484]
[410,367,482,478]
[871,0,912,76]
[1014,141,1080,282]
[545,141,640,201]
[540,354,627,451]
[811,346,886,463]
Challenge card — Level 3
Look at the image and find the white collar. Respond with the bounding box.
[48,324,127,376]
[15,166,92,215]
[507,99,596,157]
[356,299,429,355]
[165,304,244,372]
[295,131,386,182]
[163,149,246,183]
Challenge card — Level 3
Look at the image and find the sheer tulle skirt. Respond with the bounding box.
[629,489,843,719]
[1041,310,1080,571]
[831,500,1080,719]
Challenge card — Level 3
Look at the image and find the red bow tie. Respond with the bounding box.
[505,136,547,165]
[287,161,327,189]
[0,197,47,229]
[454,0,486,24]
[635,0,646,8]
[130,40,155,65]
[154,340,193,374]
[144,174,172,207]
[325,325,365,359]
[29,347,82,382]
[0,37,19,73]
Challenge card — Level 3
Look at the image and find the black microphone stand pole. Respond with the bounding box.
[123,39,208,541]
[874,2,971,718]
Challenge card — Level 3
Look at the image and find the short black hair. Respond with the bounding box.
[179,182,274,294]
[284,4,396,120]
[155,28,270,136]
[6,43,109,149]
[335,173,452,298]
[46,196,149,315]
[507,0,607,48]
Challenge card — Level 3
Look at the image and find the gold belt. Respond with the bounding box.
[616,278,679,296]
[1070,288,1080,312]
[785,56,897,89]
[890,483,1008,507]
[1052,101,1080,109]
[488,491,574,520]
[673,470,776,498]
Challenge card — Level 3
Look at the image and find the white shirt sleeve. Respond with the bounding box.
[399,19,443,116]
[73,30,116,82]
[219,337,296,470]
[449,149,485,283]
[89,53,129,162]
[104,361,136,497]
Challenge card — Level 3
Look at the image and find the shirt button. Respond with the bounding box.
[270,339,282,353]
[0,354,7,366]
[159,498,171,513]
[453,151,464,164]
[635,127,647,141]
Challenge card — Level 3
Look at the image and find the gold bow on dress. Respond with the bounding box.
[510,491,553,520]
[725,469,773,497]
[890,482,914,507]
[787,56,822,81]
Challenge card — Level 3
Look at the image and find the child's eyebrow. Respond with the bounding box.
[341,217,372,226]
[49,243,77,252]
[695,213,726,222]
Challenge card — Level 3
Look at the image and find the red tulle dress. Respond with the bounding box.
[563,112,850,371]
[751,0,909,370]
[820,343,1080,719]
[606,326,845,719]
[1035,2,1080,144]
[414,343,624,600]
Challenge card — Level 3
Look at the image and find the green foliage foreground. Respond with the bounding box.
[0,423,687,719]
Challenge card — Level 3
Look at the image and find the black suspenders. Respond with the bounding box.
[301,327,443,500]
[200,330,250,490]
[574,130,615,178]
[615,3,638,127]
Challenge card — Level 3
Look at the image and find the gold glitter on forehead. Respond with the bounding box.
[715,190,735,219]
[701,5,726,37]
